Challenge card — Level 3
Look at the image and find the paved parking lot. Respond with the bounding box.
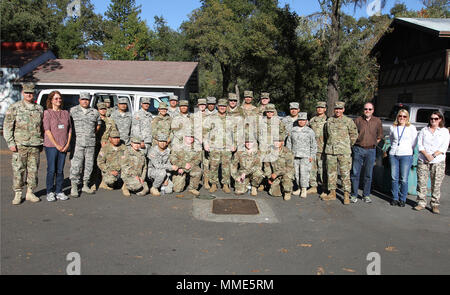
[1,138,449,275]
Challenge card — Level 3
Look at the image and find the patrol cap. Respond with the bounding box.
[131,136,142,144]
[217,98,228,106]
[273,136,284,142]
[97,102,107,109]
[141,97,151,104]
[158,102,168,109]
[118,97,128,104]
[289,102,299,109]
[169,95,178,101]
[197,98,207,105]
[22,83,35,93]
[179,100,189,107]
[316,101,327,108]
[245,137,257,143]
[103,98,111,103]
[334,101,345,109]
[265,104,276,112]
[206,97,217,104]
[109,130,120,138]
[260,92,270,99]
[298,112,308,120]
[228,93,238,101]
[79,92,90,100]
[244,90,253,98]
[156,133,168,142]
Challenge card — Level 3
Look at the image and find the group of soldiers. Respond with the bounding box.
[4,84,361,205]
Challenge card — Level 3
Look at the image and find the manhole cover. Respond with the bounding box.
[212,199,259,215]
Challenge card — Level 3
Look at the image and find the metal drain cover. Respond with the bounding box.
[212,199,259,215]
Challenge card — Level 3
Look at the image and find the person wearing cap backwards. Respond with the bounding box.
[3,83,44,204]
[97,130,126,191]
[286,113,317,198]
[151,102,172,146]
[110,97,132,146]
[308,101,328,197]
[69,92,102,197]
[120,136,149,197]
[257,92,271,115]
[282,102,300,139]
[167,95,180,118]
[231,136,264,196]
[170,100,192,150]
[205,96,218,116]
[322,101,358,205]
[131,97,153,152]
[169,130,202,196]
[203,98,236,193]
[147,133,178,196]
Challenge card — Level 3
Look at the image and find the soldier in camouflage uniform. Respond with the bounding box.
[203,98,236,193]
[97,130,125,190]
[110,97,132,145]
[265,137,295,201]
[323,101,358,204]
[151,102,172,146]
[257,92,271,115]
[192,98,211,189]
[240,90,257,117]
[147,134,177,196]
[169,131,202,196]
[231,137,264,196]
[240,90,259,153]
[131,97,153,152]
[308,101,328,196]
[286,113,317,198]
[3,83,43,204]
[120,137,149,197]
[282,102,300,139]
[167,95,180,118]
[170,100,192,151]
[205,96,217,116]
[70,92,102,197]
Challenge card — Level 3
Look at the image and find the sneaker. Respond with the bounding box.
[46,192,56,202]
[350,196,358,203]
[363,196,372,203]
[56,193,69,201]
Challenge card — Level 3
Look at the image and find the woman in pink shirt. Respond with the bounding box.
[43,91,72,202]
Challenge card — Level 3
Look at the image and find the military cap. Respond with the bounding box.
[158,102,168,109]
[265,103,276,112]
[245,137,257,143]
[141,97,151,104]
[273,137,284,142]
[289,102,300,109]
[298,112,308,120]
[179,100,189,107]
[22,83,35,93]
[109,130,120,138]
[79,92,90,100]
[169,95,178,101]
[131,136,142,144]
[103,98,111,103]
[217,98,228,106]
[243,90,253,98]
[316,101,327,108]
[206,97,217,104]
[156,133,168,142]
[228,93,238,101]
[260,92,270,99]
[334,101,345,109]
[118,97,128,104]
[197,98,207,105]
[97,102,107,109]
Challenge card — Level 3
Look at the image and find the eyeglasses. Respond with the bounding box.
[398,115,407,118]
[53,97,62,100]
[430,117,440,121]
[364,108,373,111]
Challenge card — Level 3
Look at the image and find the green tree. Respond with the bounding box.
[149,16,190,61]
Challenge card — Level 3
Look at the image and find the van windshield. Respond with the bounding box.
[40,94,79,110]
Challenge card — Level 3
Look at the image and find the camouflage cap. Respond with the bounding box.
[22,83,35,93]
[197,98,207,105]
[244,90,253,98]
[298,112,308,120]
[228,93,238,101]
[179,100,189,107]
[141,97,151,104]
[109,130,120,138]
[156,133,168,142]
[169,95,178,101]
[79,92,90,100]
[158,102,168,109]
[131,136,142,144]
[217,98,228,106]
[272,136,284,142]
[260,92,270,99]
[334,101,345,109]
[289,102,299,109]
[316,101,327,108]
[245,136,257,143]
[103,98,111,103]
[206,97,217,104]
[97,102,107,109]
[265,103,276,112]
[118,97,128,104]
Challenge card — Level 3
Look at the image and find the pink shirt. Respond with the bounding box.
[43,109,72,148]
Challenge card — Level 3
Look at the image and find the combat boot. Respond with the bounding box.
[82,184,95,195]
[343,192,350,205]
[306,186,317,195]
[189,189,200,196]
[70,184,79,197]
[223,184,231,194]
[300,188,307,198]
[99,180,113,191]
[12,191,22,205]
[136,183,149,197]
[251,186,258,196]
[25,188,40,203]
[284,192,291,201]
[258,184,265,192]
[292,189,301,196]
[90,183,97,192]
[322,190,336,201]
[209,183,217,193]
[122,183,131,197]
[203,177,210,190]
[150,186,160,197]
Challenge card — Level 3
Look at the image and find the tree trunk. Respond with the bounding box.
[220,63,231,98]
[327,0,342,117]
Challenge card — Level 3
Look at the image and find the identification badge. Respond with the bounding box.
[58,124,65,129]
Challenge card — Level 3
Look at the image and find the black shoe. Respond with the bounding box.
[399,201,406,207]
[390,200,398,206]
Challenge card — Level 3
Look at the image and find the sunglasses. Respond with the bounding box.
[364,108,373,111]
[430,117,440,121]
[398,115,408,118]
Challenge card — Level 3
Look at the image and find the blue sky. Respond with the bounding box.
[91,0,426,31]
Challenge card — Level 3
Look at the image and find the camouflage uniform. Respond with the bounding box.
[151,114,172,146]
[97,140,125,187]
[169,139,202,192]
[231,147,264,194]
[256,92,271,115]
[110,108,132,145]
[120,143,147,192]
[170,112,192,151]
[265,145,295,197]
[99,115,118,145]
[309,111,328,188]
[131,107,153,151]
[3,99,43,192]
[147,144,173,190]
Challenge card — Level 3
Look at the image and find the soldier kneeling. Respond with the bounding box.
[148,134,177,196]
[120,137,149,197]
[97,130,125,190]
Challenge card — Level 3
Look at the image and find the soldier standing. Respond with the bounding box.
[170,100,191,151]
[110,97,132,145]
[3,83,43,204]
[97,130,125,190]
[167,95,180,118]
[308,101,328,197]
[192,98,211,189]
[257,92,271,115]
[69,92,102,197]
[131,97,153,152]
[104,97,113,117]
[151,102,172,146]
[120,137,149,197]
[322,101,358,204]
[205,97,217,116]
[282,102,300,139]
[240,90,257,117]
[286,113,317,198]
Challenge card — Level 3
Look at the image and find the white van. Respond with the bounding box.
[36,89,172,115]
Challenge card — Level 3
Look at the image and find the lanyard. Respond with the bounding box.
[397,126,406,146]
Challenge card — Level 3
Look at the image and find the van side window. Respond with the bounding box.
[40,94,79,110]
[416,109,438,123]
[444,111,450,128]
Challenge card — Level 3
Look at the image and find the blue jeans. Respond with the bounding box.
[351,146,376,197]
[389,155,413,202]
[45,147,67,194]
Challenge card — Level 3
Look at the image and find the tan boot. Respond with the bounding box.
[122,183,131,197]
[25,188,40,203]
[209,183,217,193]
[203,177,210,190]
[292,189,301,196]
[300,188,307,199]
[322,190,336,201]
[306,186,317,195]
[343,192,350,205]
[12,191,22,205]
[137,183,149,196]
[223,184,231,194]
[258,184,265,192]
[82,185,95,195]
[70,184,79,198]
[150,186,161,197]
[251,186,258,196]
[99,180,113,191]
[284,193,291,201]
[189,189,200,196]
[432,206,440,214]
[90,183,97,192]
